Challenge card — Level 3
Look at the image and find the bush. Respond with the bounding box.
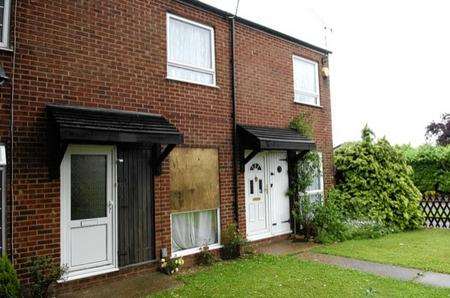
[197,245,215,266]
[401,144,450,194]
[0,255,21,298]
[313,197,348,244]
[221,223,246,260]
[29,256,67,298]
[331,126,423,231]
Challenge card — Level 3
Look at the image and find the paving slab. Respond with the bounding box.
[255,239,318,256]
[417,272,450,288]
[300,252,422,281]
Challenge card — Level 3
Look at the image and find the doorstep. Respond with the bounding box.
[255,238,318,256]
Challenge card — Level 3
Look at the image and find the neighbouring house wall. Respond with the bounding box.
[0,0,333,291]
[1,0,234,288]
[234,22,334,235]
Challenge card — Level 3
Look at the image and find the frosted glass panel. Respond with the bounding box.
[71,155,107,220]
[168,65,213,85]
[295,92,317,105]
[168,17,212,69]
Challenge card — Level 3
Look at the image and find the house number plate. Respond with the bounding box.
[252,197,261,202]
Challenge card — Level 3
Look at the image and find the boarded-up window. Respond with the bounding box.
[170,148,220,212]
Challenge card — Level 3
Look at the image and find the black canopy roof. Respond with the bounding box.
[46,105,183,179]
[237,124,315,151]
[47,104,183,145]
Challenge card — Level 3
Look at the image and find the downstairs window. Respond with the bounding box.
[171,209,219,254]
[305,153,324,203]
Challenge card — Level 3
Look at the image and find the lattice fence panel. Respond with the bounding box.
[421,195,450,228]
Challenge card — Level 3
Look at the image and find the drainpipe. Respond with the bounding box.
[229,16,239,226]
[9,0,18,262]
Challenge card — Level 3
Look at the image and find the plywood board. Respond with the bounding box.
[170,148,220,212]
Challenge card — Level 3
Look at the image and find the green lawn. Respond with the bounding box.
[313,229,450,274]
[151,254,450,297]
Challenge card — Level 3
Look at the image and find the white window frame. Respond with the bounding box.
[166,13,216,87]
[170,208,221,258]
[0,0,11,49]
[292,55,320,106]
[305,153,324,202]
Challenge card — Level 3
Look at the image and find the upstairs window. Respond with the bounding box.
[167,14,216,86]
[293,55,320,106]
[0,0,11,48]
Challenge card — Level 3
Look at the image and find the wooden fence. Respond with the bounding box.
[421,194,450,228]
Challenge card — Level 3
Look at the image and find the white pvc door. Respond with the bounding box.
[61,145,117,280]
[245,154,269,239]
[267,152,291,235]
[245,151,291,241]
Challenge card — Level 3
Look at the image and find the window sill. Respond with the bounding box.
[171,244,222,258]
[0,46,13,53]
[166,77,219,89]
[293,100,323,109]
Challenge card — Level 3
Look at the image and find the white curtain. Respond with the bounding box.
[172,210,218,252]
[293,58,318,104]
[168,17,212,68]
[168,17,214,85]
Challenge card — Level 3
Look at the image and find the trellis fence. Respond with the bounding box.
[421,194,450,228]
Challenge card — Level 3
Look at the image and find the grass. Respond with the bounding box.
[313,229,450,274]
[150,254,450,297]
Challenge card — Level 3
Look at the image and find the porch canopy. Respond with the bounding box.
[46,104,183,178]
[237,124,315,170]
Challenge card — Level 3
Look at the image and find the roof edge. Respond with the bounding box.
[175,0,332,55]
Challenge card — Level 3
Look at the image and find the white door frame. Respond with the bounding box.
[244,151,291,241]
[60,144,118,281]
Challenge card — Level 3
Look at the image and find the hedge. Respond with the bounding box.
[401,145,450,194]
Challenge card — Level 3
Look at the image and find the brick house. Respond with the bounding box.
[0,0,333,291]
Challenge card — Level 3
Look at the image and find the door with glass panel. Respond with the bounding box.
[61,145,116,278]
[245,154,270,239]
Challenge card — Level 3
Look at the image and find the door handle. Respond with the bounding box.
[108,201,113,213]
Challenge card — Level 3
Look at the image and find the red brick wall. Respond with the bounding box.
[0,0,333,289]
[234,22,334,234]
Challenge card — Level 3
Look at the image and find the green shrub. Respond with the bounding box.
[331,126,423,230]
[221,223,246,260]
[313,197,348,244]
[197,245,215,266]
[0,255,21,298]
[401,144,450,194]
[30,256,67,298]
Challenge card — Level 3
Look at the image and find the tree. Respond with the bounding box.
[330,126,423,230]
[426,113,450,146]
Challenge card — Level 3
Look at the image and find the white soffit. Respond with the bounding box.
[0,144,6,166]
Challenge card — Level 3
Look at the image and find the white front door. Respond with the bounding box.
[61,145,117,280]
[245,154,269,238]
[267,152,291,235]
[245,151,291,241]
